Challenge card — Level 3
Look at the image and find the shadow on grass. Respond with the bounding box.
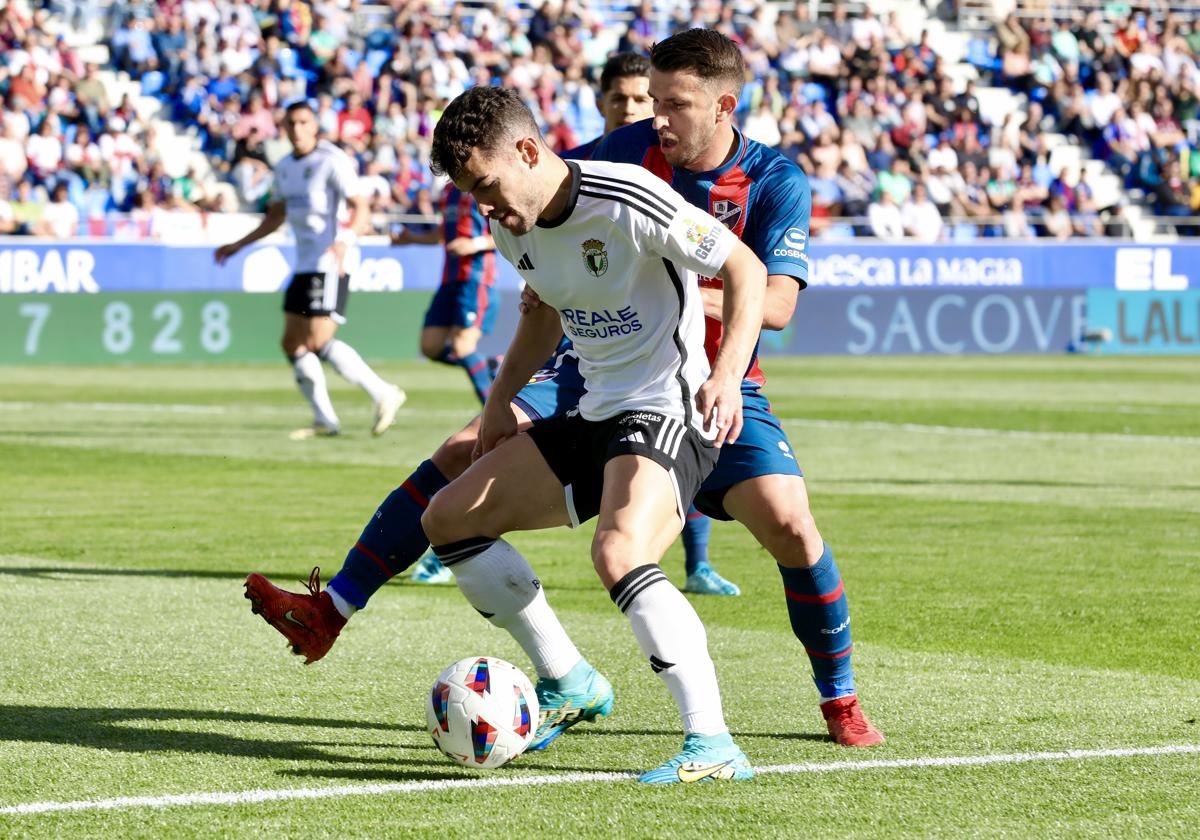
[0,566,251,581]
[572,727,831,743]
[0,706,423,767]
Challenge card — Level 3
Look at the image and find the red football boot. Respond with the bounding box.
[821,695,886,747]
[244,567,347,664]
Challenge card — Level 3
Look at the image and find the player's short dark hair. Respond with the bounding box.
[430,86,541,181]
[284,99,315,117]
[599,52,650,94]
[650,29,746,95]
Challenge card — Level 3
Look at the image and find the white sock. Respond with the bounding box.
[325,585,358,619]
[447,538,582,680]
[319,339,391,403]
[611,565,727,736]
[292,351,339,429]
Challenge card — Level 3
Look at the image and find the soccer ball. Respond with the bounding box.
[426,656,539,769]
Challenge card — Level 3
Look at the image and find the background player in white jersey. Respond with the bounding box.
[418,86,767,783]
[214,101,405,440]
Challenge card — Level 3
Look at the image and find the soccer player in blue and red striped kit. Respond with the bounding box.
[392,184,501,405]
[244,32,882,749]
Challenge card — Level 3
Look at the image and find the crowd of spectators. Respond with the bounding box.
[1,0,1198,240]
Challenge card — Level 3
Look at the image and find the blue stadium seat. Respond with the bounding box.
[966,38,1001,73]
[140,69,165,97]
[365,49,391,77]
[802,82,827,104]
[953,223,979,241]
[278,47,318,83]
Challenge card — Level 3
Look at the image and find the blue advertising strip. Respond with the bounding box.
[2,239,1197,295]
[1086,290,1200,355]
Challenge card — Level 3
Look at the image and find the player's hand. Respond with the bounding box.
[474,400,518,461]
[213,243,240,265]
[445,237,474,257]
[695,374,743,448]
[519,286,543,315]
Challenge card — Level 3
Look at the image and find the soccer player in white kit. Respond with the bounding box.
[418,87,768,783]
[214,101,405,439]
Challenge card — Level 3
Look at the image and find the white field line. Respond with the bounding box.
[2,744,1196,817]
[0,401,466,420]
[2,401,1197,445]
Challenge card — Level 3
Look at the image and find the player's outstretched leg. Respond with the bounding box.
[289,349,340,439]
[244,567,347,664]
[779,541,883,747]
[725,474,884,748]
[317,339,405,435]
[431,537,613,751]
[324,458,452,609]
[680,507,741,596]
[435,346,493,405]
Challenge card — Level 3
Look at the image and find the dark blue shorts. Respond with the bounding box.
[693,387,804,521]
[512,344,587,422]
[423,281,499,333]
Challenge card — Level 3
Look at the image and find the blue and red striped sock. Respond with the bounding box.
[327,459,450,609]
[777,543,856,700]
[436,347,492,405]
[682,506,711,575]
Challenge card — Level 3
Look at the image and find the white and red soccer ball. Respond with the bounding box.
[426,656,539,769]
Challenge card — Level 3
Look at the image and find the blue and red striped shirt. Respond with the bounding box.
[440,185,497,287]
[592,119,812,387]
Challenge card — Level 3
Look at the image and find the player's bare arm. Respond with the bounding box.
[391,226,441,246]
[445,234,495,257]
[699,274,800,330]
[476,300,563,458]
[213,200,287,264]
[696,240,767,447]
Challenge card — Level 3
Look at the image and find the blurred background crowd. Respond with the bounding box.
[0,0,1198,241]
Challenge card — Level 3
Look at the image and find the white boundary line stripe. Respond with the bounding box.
[4,401,1195,446]
[2,745,1196,816]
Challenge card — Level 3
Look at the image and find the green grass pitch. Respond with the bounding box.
[0,356,1197,838]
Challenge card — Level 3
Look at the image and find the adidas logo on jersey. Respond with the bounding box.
[618,431,646,444]
[517,253,535,270]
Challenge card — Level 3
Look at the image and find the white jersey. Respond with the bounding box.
[492,160,738,432]
[270,139,362,273]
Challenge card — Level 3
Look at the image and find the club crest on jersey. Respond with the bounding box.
[581,239,608,277]
[712,199,743,229]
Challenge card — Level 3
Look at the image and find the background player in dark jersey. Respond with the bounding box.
[391,184,501,406]
[585,29,884,747]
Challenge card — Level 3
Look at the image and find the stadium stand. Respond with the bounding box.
[0,0,1197,242]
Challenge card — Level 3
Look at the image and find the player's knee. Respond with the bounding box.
[765,507,823,567]
[591,529,641,586]
[421,496,456,546]
[306,337,328,355]
[431,430,476,481]
[419,336,443,360]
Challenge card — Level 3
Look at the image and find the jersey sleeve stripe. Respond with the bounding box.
[659,257,694,430]
[579,173,677,217]
[578,188,671,229]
